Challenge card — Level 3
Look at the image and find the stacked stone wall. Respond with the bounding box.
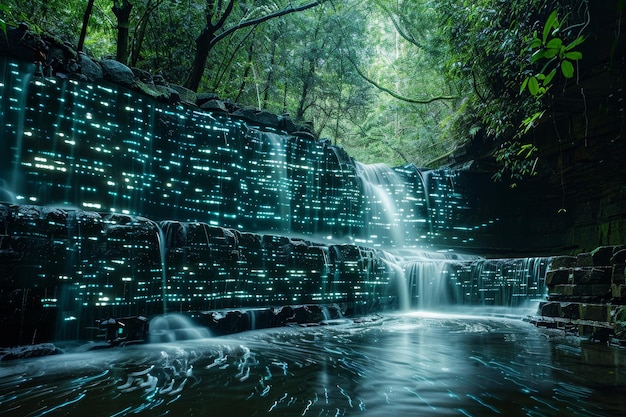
[534,245,626,343]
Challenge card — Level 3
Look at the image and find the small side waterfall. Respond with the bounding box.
[155,225,168,314]
[355,162,407,247]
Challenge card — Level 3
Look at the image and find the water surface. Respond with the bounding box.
[1,310,625,416]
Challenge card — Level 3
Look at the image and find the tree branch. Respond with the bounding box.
[210,0,325,48]
[346,55,457,104]
[215,0,236,31]
[375,0,423,49]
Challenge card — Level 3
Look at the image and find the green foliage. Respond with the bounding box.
[521,9,585,98]
[0,2,8,37]
[492,141,538,187]
[0,0,594,178]
[204,1,373,141]
[337,0,457,166]
[1,0,116,56]
[498,6,586,185]
[429,0,591,184]
[432,0,551,141]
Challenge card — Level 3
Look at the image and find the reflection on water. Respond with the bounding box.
[1,310,626,416]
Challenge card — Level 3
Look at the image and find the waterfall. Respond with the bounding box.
[404,260,454,310]
[379,250,477,310]
[0,55,558,347]
[355,162,406,248]
[0,54,514,250]
[0,59,33,203]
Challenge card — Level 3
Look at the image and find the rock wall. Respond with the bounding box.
[533,245,626,343]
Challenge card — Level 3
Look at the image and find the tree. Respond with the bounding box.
[112,0,132,64]
[431,0,591,183]
[183,0,326,92]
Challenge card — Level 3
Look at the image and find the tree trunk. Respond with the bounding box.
[184,30,214,92]
[130,0,162,67]
[130,11,150,66]
[262,32,279,108]
[235,42,255,103]
[296,57,316,119]
[113,0,133,65]
[77,0,95,59]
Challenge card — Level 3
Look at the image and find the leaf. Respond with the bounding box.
[530,49,545,63]
[564,51,582,60]
[543,48,558,59]
[517,143,536,158]
[561,60,574,78]
[546,38,562,49]
[565,35,585,51]
[543,10,559,44]
[530,37,542,49]
[543,68,557,86]
[520,77,529,94]
[528,76,539,95]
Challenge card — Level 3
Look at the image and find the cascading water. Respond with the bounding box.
[355,162,408,248]
[154,224,168,314]
[404,259,456,310]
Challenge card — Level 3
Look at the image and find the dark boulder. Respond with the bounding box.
[200,99,228,113]
[169,85,197,106]
[78,53,103,81]
[100,59,135,87]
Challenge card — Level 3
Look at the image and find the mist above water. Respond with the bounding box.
[148,314,213,344]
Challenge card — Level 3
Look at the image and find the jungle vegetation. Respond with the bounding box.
[0,0,605,179]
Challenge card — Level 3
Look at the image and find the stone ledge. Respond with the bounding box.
[533,301,626,344]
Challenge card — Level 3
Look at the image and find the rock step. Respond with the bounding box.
[544,246,626,304]
[532,301,626,342]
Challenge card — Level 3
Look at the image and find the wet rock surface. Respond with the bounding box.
[532,245,626,344]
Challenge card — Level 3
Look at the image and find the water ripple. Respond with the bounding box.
[0,313,623,416]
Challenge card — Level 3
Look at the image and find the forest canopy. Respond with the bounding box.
[1,0,602,177]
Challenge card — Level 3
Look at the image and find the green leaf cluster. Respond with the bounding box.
[492,141,538,186]
[521,9,585,97]
[0,1,8,37]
